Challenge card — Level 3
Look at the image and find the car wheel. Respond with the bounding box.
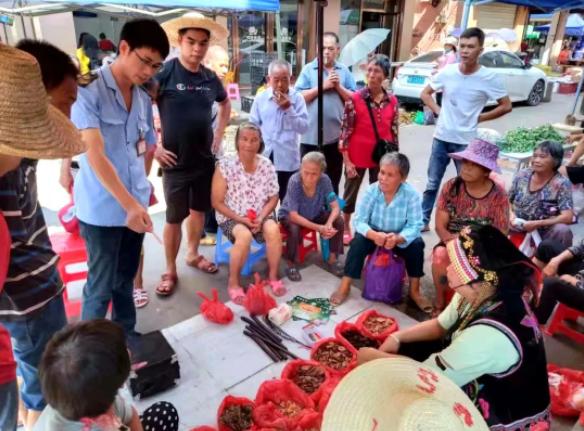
[527,80,545,106]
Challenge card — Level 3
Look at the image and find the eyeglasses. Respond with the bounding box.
[132,50,164,72]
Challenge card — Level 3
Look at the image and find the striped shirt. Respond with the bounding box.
[0,160,63,320]
[353,182,423,248]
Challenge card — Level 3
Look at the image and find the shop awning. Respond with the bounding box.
[473,0,584,13]
[534,13,584,36]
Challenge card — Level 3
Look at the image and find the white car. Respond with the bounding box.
[392,49,547,106]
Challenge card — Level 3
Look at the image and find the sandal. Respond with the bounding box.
[409,295,434,316]
[156,274,177,297]
[187,255,219,274]
[327,261,344,277]
[330,287,350,306]
[268,279,287,297]
[285,266,302,282]
[133,288,150,308]
[228,286,246,305]
[200,234,217,246]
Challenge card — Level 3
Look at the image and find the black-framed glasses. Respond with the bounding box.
[132,50,164,72]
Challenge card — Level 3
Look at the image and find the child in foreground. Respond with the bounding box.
[34,320,178,431]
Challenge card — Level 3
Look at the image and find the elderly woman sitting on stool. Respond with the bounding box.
[509,140,574,248]
[330,152,426,307]
[211,123,284,304]
[279,152,344,281]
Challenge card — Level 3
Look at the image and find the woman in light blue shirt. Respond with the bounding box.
[330,153,427,311]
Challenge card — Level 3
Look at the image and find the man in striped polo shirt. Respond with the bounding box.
[0,42,85,430]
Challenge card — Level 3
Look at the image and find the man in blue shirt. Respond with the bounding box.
[71,19,169,336]
[250,59,309,202]
[295,32,356,194]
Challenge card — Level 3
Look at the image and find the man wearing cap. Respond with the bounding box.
[420,27,512,232]
[250,59,309,202]
[154,13,231,296]
[0,43,85,430]
[294,32,356,195]
[70,19,169,336]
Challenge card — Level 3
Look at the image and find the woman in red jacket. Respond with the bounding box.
[339,54,400,245]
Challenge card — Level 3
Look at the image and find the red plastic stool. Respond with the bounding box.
[545,304,584,344]
[50,232,88,319]
[280,225,318,264]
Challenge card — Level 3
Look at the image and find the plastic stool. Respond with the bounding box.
[545,304,584,344]
[226,83,241,101]
[280,225,318,264]
[214,227,266,276]
[49,232,88,319]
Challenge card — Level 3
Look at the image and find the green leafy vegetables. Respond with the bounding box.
[498,124,564,153]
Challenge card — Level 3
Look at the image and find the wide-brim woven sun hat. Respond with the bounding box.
[322,357,489,431]
[449,138,502,174]
[162,12,229,48]
[0,44,85,159]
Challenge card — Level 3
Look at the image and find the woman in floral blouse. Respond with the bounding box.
[339,54,400,245]
[432,139,509,313]
[211,123,284,304]
[509,140,574,248]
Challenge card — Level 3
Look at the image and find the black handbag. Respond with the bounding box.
[365,94,398,164]
[128,330,180,399]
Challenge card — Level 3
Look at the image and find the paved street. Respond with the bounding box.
[38,94,583,429]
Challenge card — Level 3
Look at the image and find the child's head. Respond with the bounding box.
[39,319,130,421]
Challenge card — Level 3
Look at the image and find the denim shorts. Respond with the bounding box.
[1,295,67,411]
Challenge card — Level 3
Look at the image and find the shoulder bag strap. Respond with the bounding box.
[365,95,381,143]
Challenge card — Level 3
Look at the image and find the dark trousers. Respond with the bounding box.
[535,277,584,324]
[535,239,584,275]
[277,170,296,202]
[204,209,218,235]
[80,222,144,335]
[343,233,425,279]
[300,142,343,195]
[342,167,380,214]
[280,212,344,263]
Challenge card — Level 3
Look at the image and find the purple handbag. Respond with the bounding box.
[362,247,405,304]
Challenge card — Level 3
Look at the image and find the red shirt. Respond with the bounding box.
[347,91,397,169]
[99,39,115,52]
[0,324,16,385]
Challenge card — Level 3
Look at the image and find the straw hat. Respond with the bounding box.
[322,357,489,431]
[0,44,85,159]
[162,12,229,48]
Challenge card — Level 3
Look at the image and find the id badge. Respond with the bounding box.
[136,128,147,156]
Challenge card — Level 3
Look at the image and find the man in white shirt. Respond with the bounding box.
[420,27,512,232]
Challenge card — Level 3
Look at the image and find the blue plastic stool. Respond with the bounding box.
[214,227,267,276]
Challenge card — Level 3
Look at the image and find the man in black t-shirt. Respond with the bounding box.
[155,13,230,296]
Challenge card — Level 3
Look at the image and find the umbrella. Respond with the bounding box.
[487,28,517,42]
[339,28,390,67]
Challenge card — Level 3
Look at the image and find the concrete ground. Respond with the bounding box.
[38,93,583,429]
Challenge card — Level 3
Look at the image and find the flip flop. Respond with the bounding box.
[327,261,345,277]
[268,279,287,297]
[187,255,219,274]
[330,288,350,306]
[133,288,149,308]
[156,274,177,297]
[200,234,217,246]
[285,266,302,282]
[228,286,246,305]
[409,295,434,316]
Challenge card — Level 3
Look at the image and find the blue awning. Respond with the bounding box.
[44,0,279,12]
[534,13,584,37]
[473,0,584,12]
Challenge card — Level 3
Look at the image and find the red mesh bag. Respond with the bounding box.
[253,379,320,430]
[197,288,234,325]
[309,337,357,377]
[244,274,277,316]
[548,364,584,418]
[217,395,255,431]
[355,309,398,343]
[281,359,331,404]
[334,321,380,350]
[316,375,341,413]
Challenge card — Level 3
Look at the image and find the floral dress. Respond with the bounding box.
[437,178,510,234]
